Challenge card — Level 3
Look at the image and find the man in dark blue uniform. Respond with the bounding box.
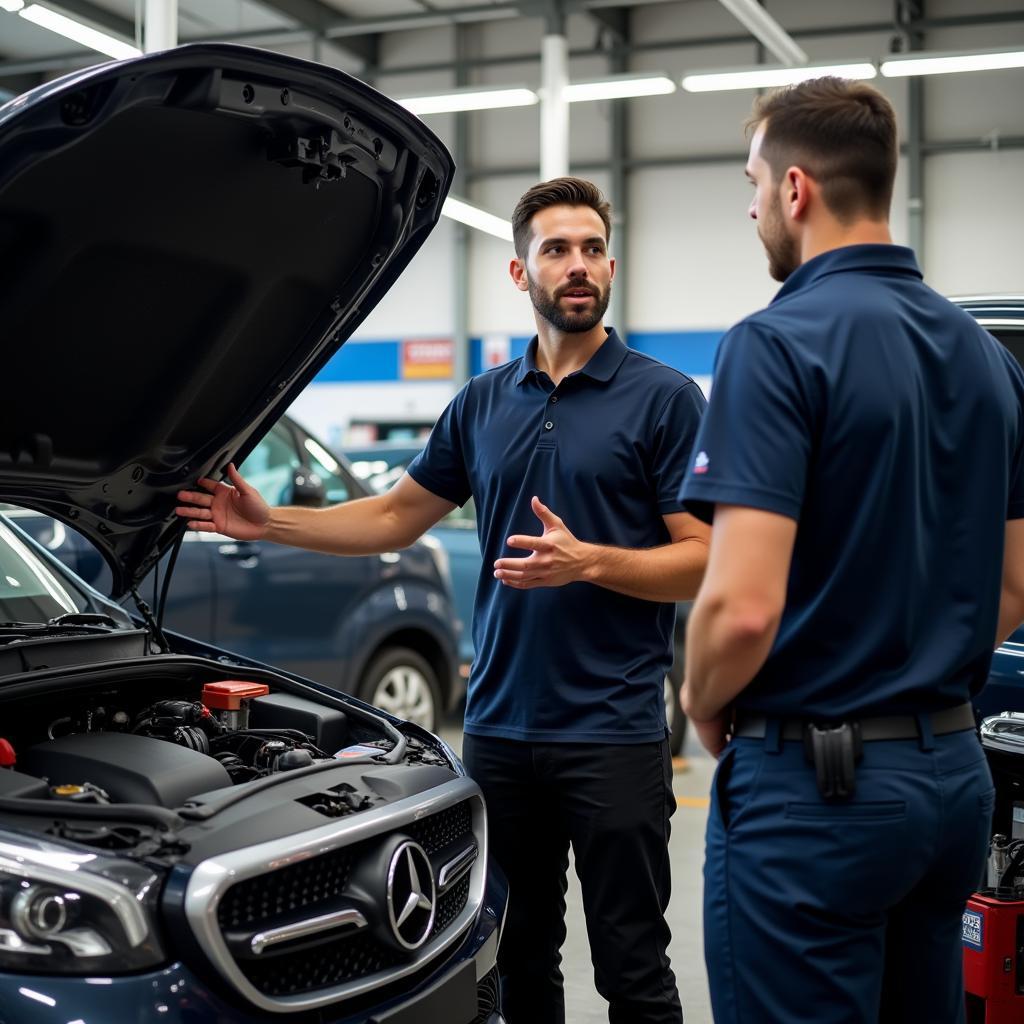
[177,178,710,1024]
[679,78,1024,1023]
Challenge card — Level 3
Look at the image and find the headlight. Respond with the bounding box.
[0,832,165,974]
[420,533,451,587]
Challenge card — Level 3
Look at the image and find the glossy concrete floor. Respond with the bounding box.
[439,723,717,1024]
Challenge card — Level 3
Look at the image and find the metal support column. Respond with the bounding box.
[899,0,926,264]
[609,16,629,335]
[540,3,569,180]
[452,24,472,386]
[143,0,177,53]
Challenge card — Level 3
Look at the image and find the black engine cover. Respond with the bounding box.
[25,732,231,807]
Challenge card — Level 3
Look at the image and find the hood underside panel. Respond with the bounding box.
[0,45,454,595]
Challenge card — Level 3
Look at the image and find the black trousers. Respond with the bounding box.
[462,734,683,1024]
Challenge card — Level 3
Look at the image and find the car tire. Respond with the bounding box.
[665,670,687,756]
[358,647,442,732]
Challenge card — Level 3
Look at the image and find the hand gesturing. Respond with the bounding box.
[492,496,589,590]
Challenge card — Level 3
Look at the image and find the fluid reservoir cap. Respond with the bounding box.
[202,680,271,711]
[0,739,15,767]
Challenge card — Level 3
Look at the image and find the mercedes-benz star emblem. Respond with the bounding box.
[386,840,436,950]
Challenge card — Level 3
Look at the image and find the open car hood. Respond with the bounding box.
[0,44,454,597]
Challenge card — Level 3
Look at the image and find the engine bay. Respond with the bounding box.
[0,657,456,862]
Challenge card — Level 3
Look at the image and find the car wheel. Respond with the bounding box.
[665,671,687,756]
[358,647,441,731]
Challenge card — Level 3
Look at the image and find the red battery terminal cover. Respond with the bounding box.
[0,738,15,767]
[202,681,270,711]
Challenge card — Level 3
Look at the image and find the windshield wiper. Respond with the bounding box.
[0,614,121,633]
[0,614,123,644]
[49,612,122,629]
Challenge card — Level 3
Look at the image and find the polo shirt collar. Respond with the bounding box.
[772,244,922,304]
[515,327,628,386]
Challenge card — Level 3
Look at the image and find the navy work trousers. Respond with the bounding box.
[704,727,994,1023]
[462,734,683,1024]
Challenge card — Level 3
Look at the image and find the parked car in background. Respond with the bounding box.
[9,414,462,734]
[342,441,691,753]
[343,442,478,677]
[0,43,504,1024]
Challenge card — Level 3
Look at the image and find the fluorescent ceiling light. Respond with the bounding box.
[19,3,141,60]
[881,48,1024,77]
[0,1,25,12]
[682,61,877,92]
[398,85,537,115]
[565,73,676,102]
[442,197,513,242]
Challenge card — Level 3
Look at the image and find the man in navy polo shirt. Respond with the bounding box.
[176,177,709,1024]
[679,78,1024,1023]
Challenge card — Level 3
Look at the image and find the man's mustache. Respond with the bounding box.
[555,281,600,299]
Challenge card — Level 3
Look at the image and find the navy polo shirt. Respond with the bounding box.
[408,328,706,743]
[681,245,1024,719]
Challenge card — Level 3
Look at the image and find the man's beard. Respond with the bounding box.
[759,193,800,282]
[528,276,611,333]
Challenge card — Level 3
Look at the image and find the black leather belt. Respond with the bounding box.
[733,702,975,742]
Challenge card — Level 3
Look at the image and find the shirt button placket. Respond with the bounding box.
[544,390,557,433]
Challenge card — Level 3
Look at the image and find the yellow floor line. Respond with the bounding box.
[671,756,690,772]
[676,796,711,809]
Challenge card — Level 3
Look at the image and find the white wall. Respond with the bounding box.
[278,0,1024,440]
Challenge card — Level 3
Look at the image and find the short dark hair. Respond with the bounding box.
[747,77,898,223]
[511,177,612,259]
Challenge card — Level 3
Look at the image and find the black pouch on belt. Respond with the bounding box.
[803,722,862,800]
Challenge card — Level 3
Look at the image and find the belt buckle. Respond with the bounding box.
[802,721,863,800]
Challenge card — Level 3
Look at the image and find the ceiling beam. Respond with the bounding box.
[248,0,378,65]
[585,6,629,44]
[713,0,807,64]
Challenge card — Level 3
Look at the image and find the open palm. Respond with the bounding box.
[175,464,270,540]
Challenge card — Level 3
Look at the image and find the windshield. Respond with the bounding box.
[0,518,84,622]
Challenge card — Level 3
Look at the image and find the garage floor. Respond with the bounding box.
[440,723,717,1024]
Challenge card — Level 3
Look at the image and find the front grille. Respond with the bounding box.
[214,797,476,998]
[241,927,405,996]
[405,799,473,854]
[218,848,355,930]
[237,869,473,997]
[434,874,471,934]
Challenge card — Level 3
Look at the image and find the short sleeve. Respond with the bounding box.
[650,381,708,515]
[680,320,816,524]
[406,382,473,506]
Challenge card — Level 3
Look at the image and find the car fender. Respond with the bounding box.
[339,576,459,697]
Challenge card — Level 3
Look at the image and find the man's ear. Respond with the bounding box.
[609,255,616,282]
[509,257,529,292]
[784,166,811,221]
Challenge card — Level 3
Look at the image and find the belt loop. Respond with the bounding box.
[915,711,935,752]
[764,718,783,755]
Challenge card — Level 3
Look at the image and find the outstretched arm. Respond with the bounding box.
[176,465,456,556]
